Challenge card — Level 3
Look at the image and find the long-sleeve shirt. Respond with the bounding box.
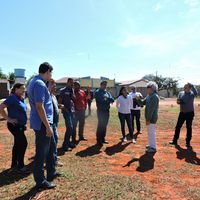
[178,86,197,113]
[116,95,132,114]
[74,89,87,111]
[138,92,159,124]
[95,88,114,111]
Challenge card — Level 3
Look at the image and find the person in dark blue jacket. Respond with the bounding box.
[95,80,114,145]
[0,83,28,173]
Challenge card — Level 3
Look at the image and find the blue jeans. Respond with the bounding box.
[33,123,56,186]
[63,112,74,148]
[118,112,134,139]
[52,122,59,162]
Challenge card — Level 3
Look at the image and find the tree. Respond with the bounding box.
[26,74,36,87]
[8,72,15,82]
[196,85,200,95]
[162,77,179,97]
[0,68,7,79]
[142,73,179,97]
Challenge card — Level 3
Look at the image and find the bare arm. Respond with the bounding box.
[0,103,8,120]
[0,103,18,124]
[36,102,53,137]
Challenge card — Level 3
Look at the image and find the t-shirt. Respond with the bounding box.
[28,75,53,131]
[74,89,87,111]
[116,95,132,114]
[4,94,27,125]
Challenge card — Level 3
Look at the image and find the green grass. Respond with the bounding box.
[0,100,199,199]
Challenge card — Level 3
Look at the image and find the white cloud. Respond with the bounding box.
[154,2,163,12]
[173,58,199,70]
[119,22,200,56]
[184,0,200,7]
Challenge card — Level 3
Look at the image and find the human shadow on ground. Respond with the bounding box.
[75,144,103,157]
[105,141,131,156]
[175,145,200,165]
[0,161,33,187]
[123,152,156,172]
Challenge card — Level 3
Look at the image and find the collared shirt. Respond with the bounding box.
[28,75,53,131]
[59,87,75,113]
[4,94,27,125]
[116,95,132,114]
[129,92,143,110]
[74,89,87,111]
[95,88,114,111]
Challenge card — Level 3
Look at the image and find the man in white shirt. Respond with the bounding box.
[129,86,143,134]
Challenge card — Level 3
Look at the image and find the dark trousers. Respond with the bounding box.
[33,124,56,186]
[62,111,75,147]
[96,109,109,143]
[74,110,86,140]
[118,112,134,139]
[7,123,28,169]
[131,109,141,132]
[173,111,194,144]
[87,101,92,115]
[52,122,58,162]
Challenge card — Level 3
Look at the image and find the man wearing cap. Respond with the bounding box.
[94,80,115,145]
[73,81,87,142]
[129,86,143,134]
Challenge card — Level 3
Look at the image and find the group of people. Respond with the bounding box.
[0,62,198,190]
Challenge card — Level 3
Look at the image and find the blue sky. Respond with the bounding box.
[0,0,200,85]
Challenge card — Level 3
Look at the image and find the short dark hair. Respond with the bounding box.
[11,83,25,94]
[67,78,74,83]
[39,62,53,74]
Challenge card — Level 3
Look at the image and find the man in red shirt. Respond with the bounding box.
[73,81,87,142]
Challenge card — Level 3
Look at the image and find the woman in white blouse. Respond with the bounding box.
[116,87,136,143]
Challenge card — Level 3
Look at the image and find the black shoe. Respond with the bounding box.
[69,143,76,149]
[62,147,72,152]
[96,142,103,146]
[102,141,109,144]
[36,181,56,190]
[47,172,63,182]
[169,141,177,145]
[79,137,88,141]
[17,167,31,174]
[186,143,191,148]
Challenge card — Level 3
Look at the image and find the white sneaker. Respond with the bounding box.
[132,139,136,144]
[123,137,127,142]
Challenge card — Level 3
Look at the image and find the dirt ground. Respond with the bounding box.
[0,98,199,200]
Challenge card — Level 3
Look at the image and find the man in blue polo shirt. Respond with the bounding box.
[28,62,59,189]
